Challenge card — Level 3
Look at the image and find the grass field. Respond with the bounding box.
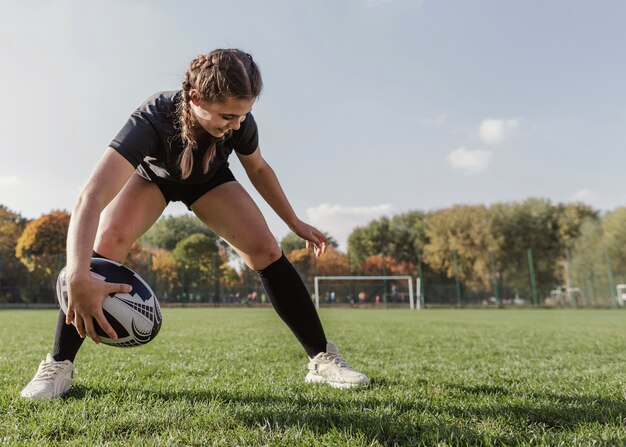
[1,308,625,446]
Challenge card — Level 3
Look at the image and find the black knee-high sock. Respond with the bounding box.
[257,253,327,358]
[52,309,84,362]
[52,250,105,362]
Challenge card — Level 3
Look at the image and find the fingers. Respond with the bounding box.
[66,304,75,325]
[306,239,327,258]
[105,282,133,295]
[301,224,327,258]
[83,313,101,344]
[93,309,118,341]
[313,243,327,258]
[74,315,86,339]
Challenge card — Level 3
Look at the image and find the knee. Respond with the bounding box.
[94,224,133,260]
[246,240,282,271]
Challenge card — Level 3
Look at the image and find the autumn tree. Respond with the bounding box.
[286,248,316,286]
[15,210,70,276]
[0,206,28,302]
[315,247,350,276]
[151,248,180,296]
[360,255,414,276]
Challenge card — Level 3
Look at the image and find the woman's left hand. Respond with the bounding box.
[290,220,327,258]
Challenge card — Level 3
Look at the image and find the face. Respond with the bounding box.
[189,90,255,138]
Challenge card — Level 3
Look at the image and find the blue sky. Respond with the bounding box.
[1,0,625,250]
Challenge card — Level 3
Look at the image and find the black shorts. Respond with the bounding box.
[152,166,237,210]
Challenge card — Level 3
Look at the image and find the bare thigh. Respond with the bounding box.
[94,174,167,262]
[191,181,281,270]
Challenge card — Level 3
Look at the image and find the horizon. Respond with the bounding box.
[1,0,625,251]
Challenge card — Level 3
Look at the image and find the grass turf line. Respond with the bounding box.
[1,308,625,446]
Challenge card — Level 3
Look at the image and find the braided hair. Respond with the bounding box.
[176,49,262,180]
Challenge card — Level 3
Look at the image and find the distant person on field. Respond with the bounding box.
[358,291,366,304]
[21,49,369,400]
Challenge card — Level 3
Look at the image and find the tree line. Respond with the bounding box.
[1,198,624,306]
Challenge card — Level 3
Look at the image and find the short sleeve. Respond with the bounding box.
[231,113,259,156]
[109,111,160,168]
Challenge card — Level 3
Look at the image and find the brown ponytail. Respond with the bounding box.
[176,49,263,180]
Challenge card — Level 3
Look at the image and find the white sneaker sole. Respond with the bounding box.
[20,383,72,400]
[305,372,369,389]
[20,384,72,400]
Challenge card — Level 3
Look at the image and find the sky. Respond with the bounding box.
[1,0,625,251]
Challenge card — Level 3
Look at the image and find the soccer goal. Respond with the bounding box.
[617,284,626,307]
[313,276,417,310]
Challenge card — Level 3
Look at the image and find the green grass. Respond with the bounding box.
[1,308,625,446]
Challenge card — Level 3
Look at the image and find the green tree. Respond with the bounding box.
[347,211,429,272]
[570,219,605,302]
[556,203,599,250]
[600,207,626,275]
[347,217,391,271]
[489,199,564,298]
[388,211,429,265]
[171,234,220,299]
[140,214,219,251]
[280,231,338,254]
[424,205,496,290]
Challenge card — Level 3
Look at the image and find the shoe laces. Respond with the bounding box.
[319,352,351,369]
[33,362,68,383]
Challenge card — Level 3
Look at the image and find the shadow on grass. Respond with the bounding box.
[446,383,626,429]
[65,380,625,446]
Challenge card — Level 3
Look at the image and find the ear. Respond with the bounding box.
[189,89,202,106]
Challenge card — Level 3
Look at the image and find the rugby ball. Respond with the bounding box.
[56,258,162,347]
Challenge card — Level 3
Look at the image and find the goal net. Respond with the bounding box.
[313,276,417,310]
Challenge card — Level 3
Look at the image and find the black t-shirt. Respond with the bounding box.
[109,91,258,185]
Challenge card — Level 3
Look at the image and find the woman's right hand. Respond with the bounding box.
[65,273,132,343]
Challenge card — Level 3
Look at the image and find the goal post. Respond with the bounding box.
[617,284,626,307]
[313,275,417,310]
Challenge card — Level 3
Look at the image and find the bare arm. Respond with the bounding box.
[65,148,135,342]
[237,147,327,256]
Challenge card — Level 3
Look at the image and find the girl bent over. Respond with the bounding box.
[21,49,369,399]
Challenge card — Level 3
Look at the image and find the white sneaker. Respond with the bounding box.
[305,342,370,389]
[20,353,76,400]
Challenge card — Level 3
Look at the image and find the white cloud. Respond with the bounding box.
[0,175,23,188]
[447,147,492,174]
[478,118,520,144]
[569,189,595,202]
[306,203,394,250]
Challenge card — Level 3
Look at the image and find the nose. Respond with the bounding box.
[229,116,243,130]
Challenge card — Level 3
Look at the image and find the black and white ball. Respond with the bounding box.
[56,258,162,347]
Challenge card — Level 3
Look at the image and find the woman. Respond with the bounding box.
[21,49,369,399]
